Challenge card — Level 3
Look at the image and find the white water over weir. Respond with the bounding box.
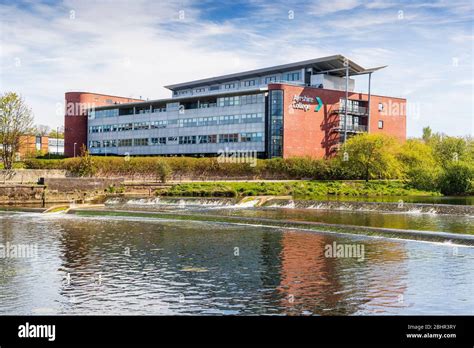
[104,196,474,216]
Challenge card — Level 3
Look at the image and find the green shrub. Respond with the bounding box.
[155,161,172,183]
[438,161,473,195]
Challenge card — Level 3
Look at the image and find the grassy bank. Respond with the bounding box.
[159,180,440,198]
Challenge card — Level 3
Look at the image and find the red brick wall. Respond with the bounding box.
[18,135,48,158]
[268,84,406,159]
[64,92,143,157]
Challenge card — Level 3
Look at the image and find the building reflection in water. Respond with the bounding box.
[277,231,409,315]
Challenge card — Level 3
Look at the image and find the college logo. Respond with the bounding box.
[291,95,323,112]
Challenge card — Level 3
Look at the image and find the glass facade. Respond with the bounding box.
[268,90,283,158]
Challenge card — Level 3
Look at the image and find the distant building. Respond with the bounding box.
[64,55,406,158]
[48,138,64,155]
[17,135,48,160]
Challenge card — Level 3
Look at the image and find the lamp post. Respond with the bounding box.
[56,126,59,155]
[73,142,77,157]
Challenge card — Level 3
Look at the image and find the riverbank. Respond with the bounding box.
[159,180,441,198]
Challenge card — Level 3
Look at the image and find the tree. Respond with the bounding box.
[155,160,172,183]
[76,145,96,177]
[398,139,440,191]
[438,161,473,195]
[422,126,432,143]
[340,133,402,182]
[35,124,51,136]
[48,127,64,139]
[0,92,35,169]
[432,136,468,167]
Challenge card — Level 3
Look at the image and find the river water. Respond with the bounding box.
[0,199,473,315]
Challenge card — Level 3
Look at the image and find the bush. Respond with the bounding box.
[155,161,172,183]
[438,161,473,195]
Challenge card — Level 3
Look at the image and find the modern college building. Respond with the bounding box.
[64,55,406,158]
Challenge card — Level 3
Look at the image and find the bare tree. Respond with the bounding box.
[0,92,35,169]
[35,124,51,136]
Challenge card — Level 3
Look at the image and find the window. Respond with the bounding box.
[269,90,284,158]
[134,138,149,146]
[152,106,166,113]
[151,137,166,145]
[241,113,263,123]
[94,109,119,118]
[137,107,151,114]
[118,123,133,132]
[118,139,132,147]
[89,141,101,148]
[150,120,167,129]
[179,135,196,145]
[199,116,218,126]
[209,86,220,91]
[240,93,264,105]
[217,96,240,107]
[378,103,384,112]
[378,120,384,129]
[219,115,239,125]
[224,83,236,89]
[103,140,116,147]
[198,134,217,144]
[195,88,206,93]
[133,122,149,130]
[265,76,276,83]
[241,132,263,142]
[243,80,255,87]
[219,133,239,143]
[286,72,300,81]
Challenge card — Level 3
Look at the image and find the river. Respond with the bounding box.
[0,197,473,315]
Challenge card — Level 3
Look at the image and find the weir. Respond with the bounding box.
[103,196,474,216]
[68,207,474,246]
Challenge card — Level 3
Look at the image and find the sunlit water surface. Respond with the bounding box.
[1,210,473,315]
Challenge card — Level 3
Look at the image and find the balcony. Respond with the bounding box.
[331,106,368,116]
[332,124,368,133]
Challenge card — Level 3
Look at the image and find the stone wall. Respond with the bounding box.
[43,177,124,192]
[0,169,67,184]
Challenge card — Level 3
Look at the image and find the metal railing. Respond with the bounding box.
[333,106,368,115]
[333,124,367,133]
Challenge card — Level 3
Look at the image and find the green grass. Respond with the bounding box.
[160,180,441,198]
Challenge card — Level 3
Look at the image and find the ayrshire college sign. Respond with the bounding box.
[291,95,323,112]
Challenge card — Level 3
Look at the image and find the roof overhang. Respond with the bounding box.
[164,55,383,91]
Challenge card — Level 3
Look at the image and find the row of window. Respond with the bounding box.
[89,132,264,148]
[90,94,265,118]
[89,113,264,133]
[174,72,302,95]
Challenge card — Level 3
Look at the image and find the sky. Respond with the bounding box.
[0,0,473,137]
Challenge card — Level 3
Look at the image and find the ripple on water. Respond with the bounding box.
[0,212,473,315]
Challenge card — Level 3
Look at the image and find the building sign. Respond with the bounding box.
[291,95,323,112]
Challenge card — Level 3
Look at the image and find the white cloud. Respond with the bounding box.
[0,0,472,137]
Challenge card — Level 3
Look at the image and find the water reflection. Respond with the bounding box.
[0,212,473,315]
[207,207,474,234]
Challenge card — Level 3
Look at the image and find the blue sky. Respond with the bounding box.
[0,0,472,136]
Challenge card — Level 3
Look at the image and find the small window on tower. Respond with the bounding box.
[378,120,384,129]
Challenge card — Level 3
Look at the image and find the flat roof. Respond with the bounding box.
[164,54,382,91]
